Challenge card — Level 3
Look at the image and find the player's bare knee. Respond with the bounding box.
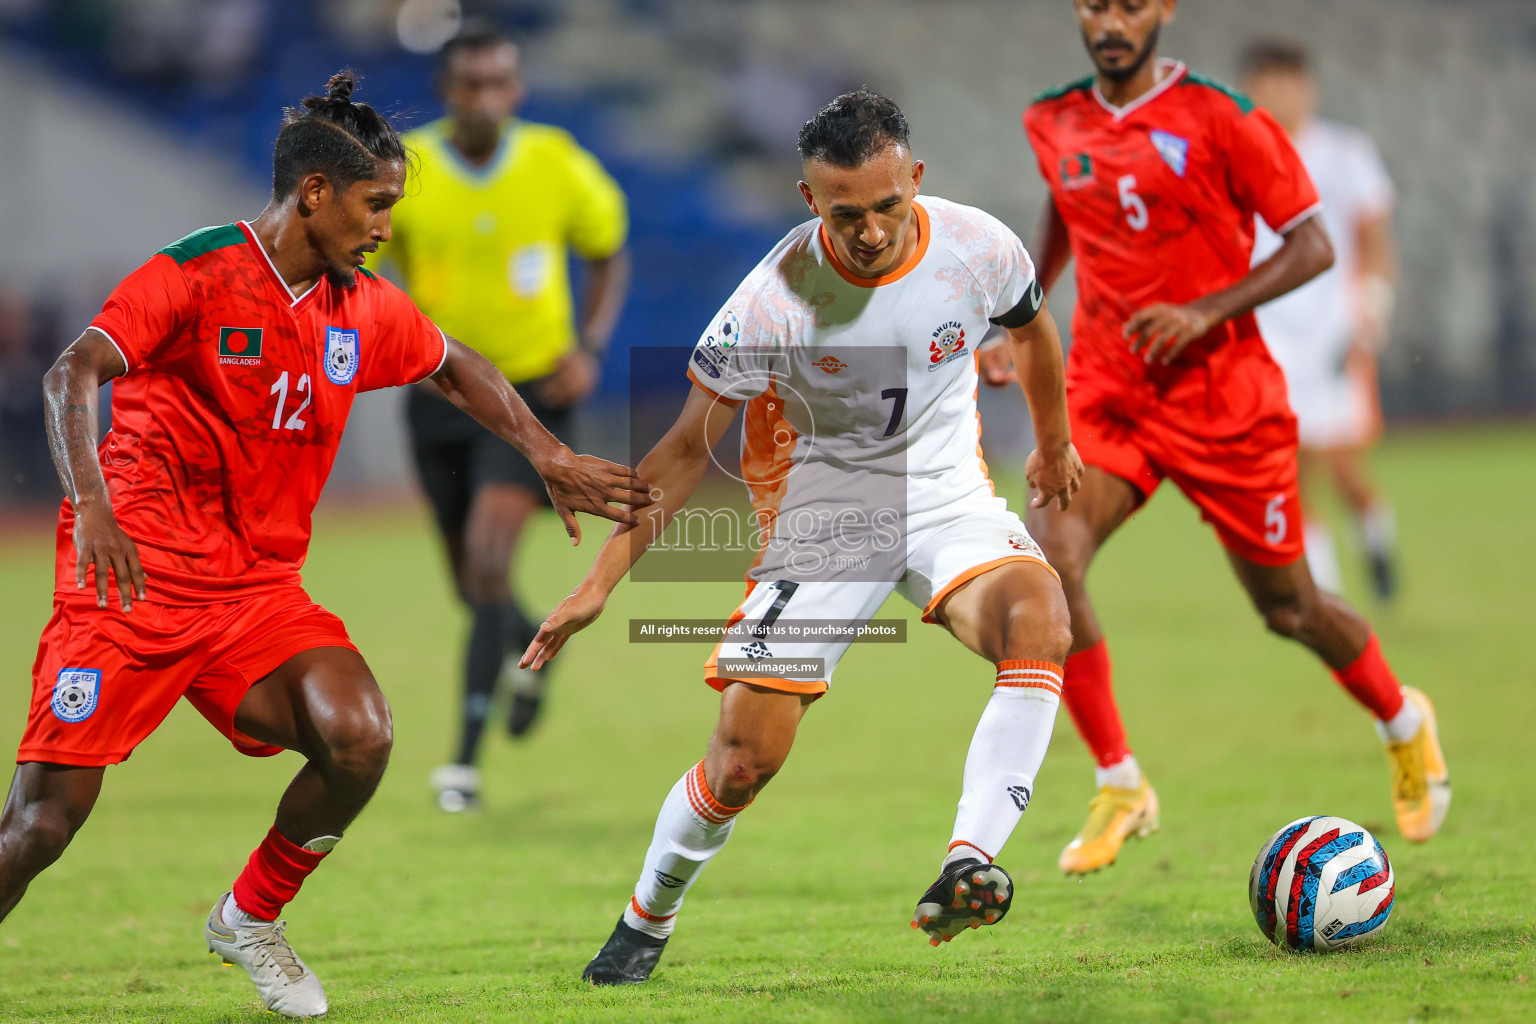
[4,798,77,869]
[460,561,510,606]
[315,694,393,785]
[708,742,785,801]
[1257,595,1306,640]
[1290,593,1338,649]
[729,747,784,789]
[1001,590,1073,665]
[1033,531,1090,596]
[1043,599,1074,664]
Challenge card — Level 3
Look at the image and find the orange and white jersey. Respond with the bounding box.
[686,195,1042,584]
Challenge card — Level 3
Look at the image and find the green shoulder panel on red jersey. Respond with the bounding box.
[1181,72,1256,114]
[357,266,378,280]
[1031,75,1095,107]
[157,223,245,265]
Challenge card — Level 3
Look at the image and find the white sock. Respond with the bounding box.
[1094,753,1142,791]
[1360,501,1397,558]
[1375,698,1423,744]
[621,761,745,939]
[945,661,1062,866]
[223,894,273,928]
[1305,520,1344,594]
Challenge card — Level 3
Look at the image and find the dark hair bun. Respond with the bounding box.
[272,67,404,200]
[325,71,356,103]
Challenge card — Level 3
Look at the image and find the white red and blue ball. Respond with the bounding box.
[1249,815,1395,952]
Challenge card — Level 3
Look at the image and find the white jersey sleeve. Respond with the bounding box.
[934,208,1042,329]
[1344,130,1395,220]
[686,226,815,402]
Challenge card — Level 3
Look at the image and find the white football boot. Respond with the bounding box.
[431,763,482,813]
[205,892,328,1018]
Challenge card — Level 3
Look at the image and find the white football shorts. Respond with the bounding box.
[703,504,1057,696]
[1270,330,1379,450]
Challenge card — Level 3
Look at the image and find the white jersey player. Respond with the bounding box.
[1244,41,1401,600]
[690,194,1058,686]
[521,90,1083,984]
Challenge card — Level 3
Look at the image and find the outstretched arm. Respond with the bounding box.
[1030,195,1074,296]
[430,336,651,543]
[1124,216,1335,365]
[1353,209,1397,353]
[580,250,631,352]
[1004,304,1084,510]
[44,329,145,611]
[520,385,740,668]
[537,249,633,408]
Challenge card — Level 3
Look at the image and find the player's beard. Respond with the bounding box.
[327,248,375,289]
[325,262,359,288]
[1087,23,1160,84]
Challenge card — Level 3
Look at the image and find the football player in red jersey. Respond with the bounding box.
[0,72,648,1018]
[983,0,1449,874]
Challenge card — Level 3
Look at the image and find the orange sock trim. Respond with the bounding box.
[629,896,676,923]
[948,839,994,863]
[684,761,749,826]
[995,659,1063,697]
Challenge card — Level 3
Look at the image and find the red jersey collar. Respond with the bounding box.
[1092,59,1187,121]
[238,221,324,310]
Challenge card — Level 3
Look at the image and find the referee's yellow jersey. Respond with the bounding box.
[385,118,628,384]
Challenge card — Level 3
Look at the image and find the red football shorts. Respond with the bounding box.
[1067,366,1305,566]
[19,587,356,767]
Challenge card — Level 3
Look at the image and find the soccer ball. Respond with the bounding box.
[1248,815,1395,951]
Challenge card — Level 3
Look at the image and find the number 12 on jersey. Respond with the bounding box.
[270,371,311,431]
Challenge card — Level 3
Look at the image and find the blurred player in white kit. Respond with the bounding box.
[1243,40,1401,600]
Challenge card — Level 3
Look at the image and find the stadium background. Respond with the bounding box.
[2,0,1536,502]
[0,2,1534,1022]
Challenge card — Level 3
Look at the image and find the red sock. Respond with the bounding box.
[1062,638,1132,768]
[231,826,331,921]
[1332,634,1405,721]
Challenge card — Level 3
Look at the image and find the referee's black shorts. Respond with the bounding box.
[406,376,575,539]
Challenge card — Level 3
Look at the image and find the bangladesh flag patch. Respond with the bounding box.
[218,327,263,364]
[1059,152,1095,190]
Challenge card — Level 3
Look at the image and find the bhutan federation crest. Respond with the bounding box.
[928,321,968,370]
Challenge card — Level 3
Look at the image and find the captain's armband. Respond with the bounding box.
[989,278,1045,330]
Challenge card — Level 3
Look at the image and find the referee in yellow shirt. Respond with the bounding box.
[387,23,630,812]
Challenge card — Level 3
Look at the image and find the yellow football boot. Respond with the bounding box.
[1058,778,1160,875]
[1387,686,1451,843]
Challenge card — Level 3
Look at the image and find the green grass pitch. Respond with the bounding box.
[0,426,1532,1022]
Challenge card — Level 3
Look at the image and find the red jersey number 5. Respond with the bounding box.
[1264,494,1288,546]
[1119,175,1149,232]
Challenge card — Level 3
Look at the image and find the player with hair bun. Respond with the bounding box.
[0,71,648,1018]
